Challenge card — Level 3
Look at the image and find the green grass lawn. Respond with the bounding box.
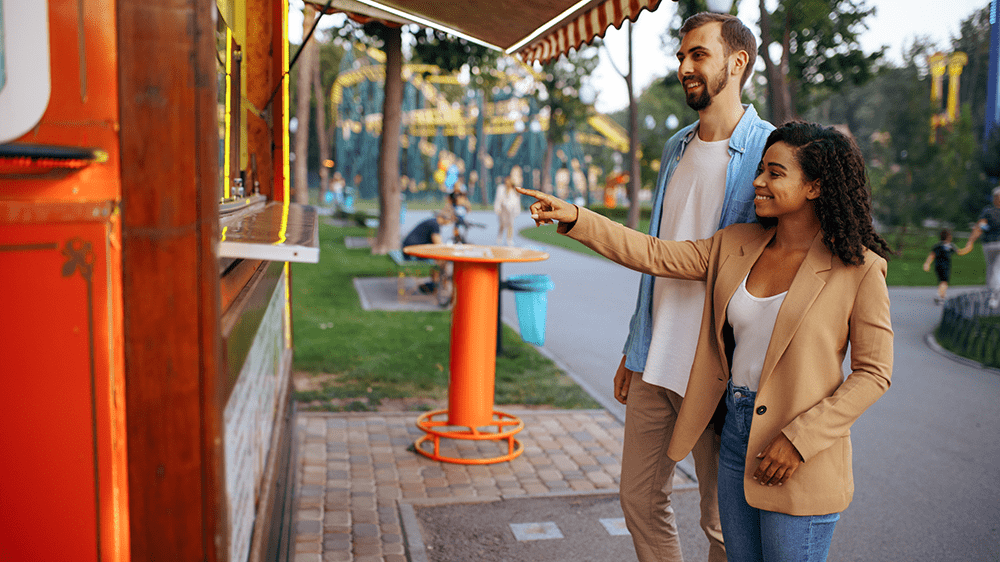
[290,220,599,412]
[520,210,986,288]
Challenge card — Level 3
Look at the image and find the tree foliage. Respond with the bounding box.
[818,38,994,229]
[540,44,601,143]
[409,28,503,94]
[537,44,602,193]
[288,35,345,173]
[758,0,883,123]
[952,4,993,143]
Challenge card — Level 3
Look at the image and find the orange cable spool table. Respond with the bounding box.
[403,243,548,464]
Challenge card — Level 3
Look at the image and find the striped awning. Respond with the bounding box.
[305,0,667,64]
[517,0,664,64]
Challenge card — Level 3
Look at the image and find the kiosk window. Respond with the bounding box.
[0,0,51,144]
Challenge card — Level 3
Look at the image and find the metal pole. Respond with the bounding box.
[496,263,504,356]
[985,0,1000,151]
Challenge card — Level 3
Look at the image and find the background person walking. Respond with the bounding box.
[922,229,974,303]
[973,186,1000,306]
[494,177,522,245]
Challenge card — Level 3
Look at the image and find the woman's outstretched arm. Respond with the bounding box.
[515,186,714,281]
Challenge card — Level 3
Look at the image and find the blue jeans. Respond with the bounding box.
[718,381,840,562]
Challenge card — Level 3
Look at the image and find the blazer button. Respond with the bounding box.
[756,405,767,415]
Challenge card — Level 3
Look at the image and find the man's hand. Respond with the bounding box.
[514,187,579,226]
[614,356,635,405]
[753,432,803,487]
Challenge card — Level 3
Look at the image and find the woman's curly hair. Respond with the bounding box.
[758,121,892,266]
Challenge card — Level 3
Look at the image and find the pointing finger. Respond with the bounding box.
[514,186,547,202]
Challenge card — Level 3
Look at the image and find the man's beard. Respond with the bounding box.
[685,64,729,111]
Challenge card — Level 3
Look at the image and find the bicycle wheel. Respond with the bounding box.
[436,263,454,307]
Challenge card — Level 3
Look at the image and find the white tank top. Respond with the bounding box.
[727,273,787,391]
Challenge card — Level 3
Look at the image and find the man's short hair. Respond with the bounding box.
[992,185,1000,198]
[680,12,757,90]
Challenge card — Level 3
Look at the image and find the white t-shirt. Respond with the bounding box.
[642,134,731,395]
[727,273,786,391]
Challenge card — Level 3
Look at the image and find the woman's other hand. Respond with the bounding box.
[514,187,579,226]
[753,432,804,487]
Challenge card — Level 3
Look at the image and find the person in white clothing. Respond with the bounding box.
[494,177,522,245]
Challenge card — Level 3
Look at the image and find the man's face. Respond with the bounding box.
[677,22,734,111]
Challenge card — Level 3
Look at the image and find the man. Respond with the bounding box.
[402,209,453,293]
[972,186,1000,307]
[615,13,774,562]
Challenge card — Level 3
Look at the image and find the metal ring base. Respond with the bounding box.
[413,409,524,465]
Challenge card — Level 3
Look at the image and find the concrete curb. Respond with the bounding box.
[925,332,1000,374]
[398,503,429,562]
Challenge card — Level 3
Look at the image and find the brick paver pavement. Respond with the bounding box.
[291,409,694,562]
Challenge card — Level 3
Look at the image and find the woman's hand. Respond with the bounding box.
[753,432,803,487]
[514,187,578,226]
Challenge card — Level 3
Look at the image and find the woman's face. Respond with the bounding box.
[752,142,820,220]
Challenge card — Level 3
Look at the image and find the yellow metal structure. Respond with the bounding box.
[929,51,968,141]
[330,46,629,151]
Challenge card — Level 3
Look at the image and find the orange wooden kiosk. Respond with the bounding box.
[0,0,678,558]
[0,1,316,561]
[403,244,547,464]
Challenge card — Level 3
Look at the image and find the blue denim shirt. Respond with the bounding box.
[622,105,774,372]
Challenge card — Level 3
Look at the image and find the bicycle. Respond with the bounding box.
[435,215,486,307]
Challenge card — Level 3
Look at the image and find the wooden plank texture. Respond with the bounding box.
[117,1,227,560]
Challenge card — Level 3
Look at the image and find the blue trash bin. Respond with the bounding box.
[505,274,554,346]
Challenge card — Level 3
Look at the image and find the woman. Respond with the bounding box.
[518,122,893,562]
[494,176,522,245]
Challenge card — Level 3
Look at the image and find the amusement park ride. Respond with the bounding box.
[327,46,629,203]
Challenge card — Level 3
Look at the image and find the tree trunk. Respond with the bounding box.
[312,52,330,204]
[626,21,641,231]
[542,140,554,194]
[758,0,794,125]
[475,93,490,204]
[373,25,403,254]
[780,11,797,121]
[478,140,490,204]
[293,4,316,204]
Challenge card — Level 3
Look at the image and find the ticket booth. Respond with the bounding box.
[0,1,316,560]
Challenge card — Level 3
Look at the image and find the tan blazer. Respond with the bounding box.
[562,208,893,515]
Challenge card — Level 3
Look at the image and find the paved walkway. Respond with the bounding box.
[291,210,999,561]
[289,210,703,561]
[290,409,696,562]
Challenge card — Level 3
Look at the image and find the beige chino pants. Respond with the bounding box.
[620,375,725,562]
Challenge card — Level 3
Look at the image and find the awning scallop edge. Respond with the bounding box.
[517,0,663,64]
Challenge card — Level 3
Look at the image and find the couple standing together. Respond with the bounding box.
[521,12,894,562]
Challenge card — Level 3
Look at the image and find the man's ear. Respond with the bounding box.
[731,50,749,77]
